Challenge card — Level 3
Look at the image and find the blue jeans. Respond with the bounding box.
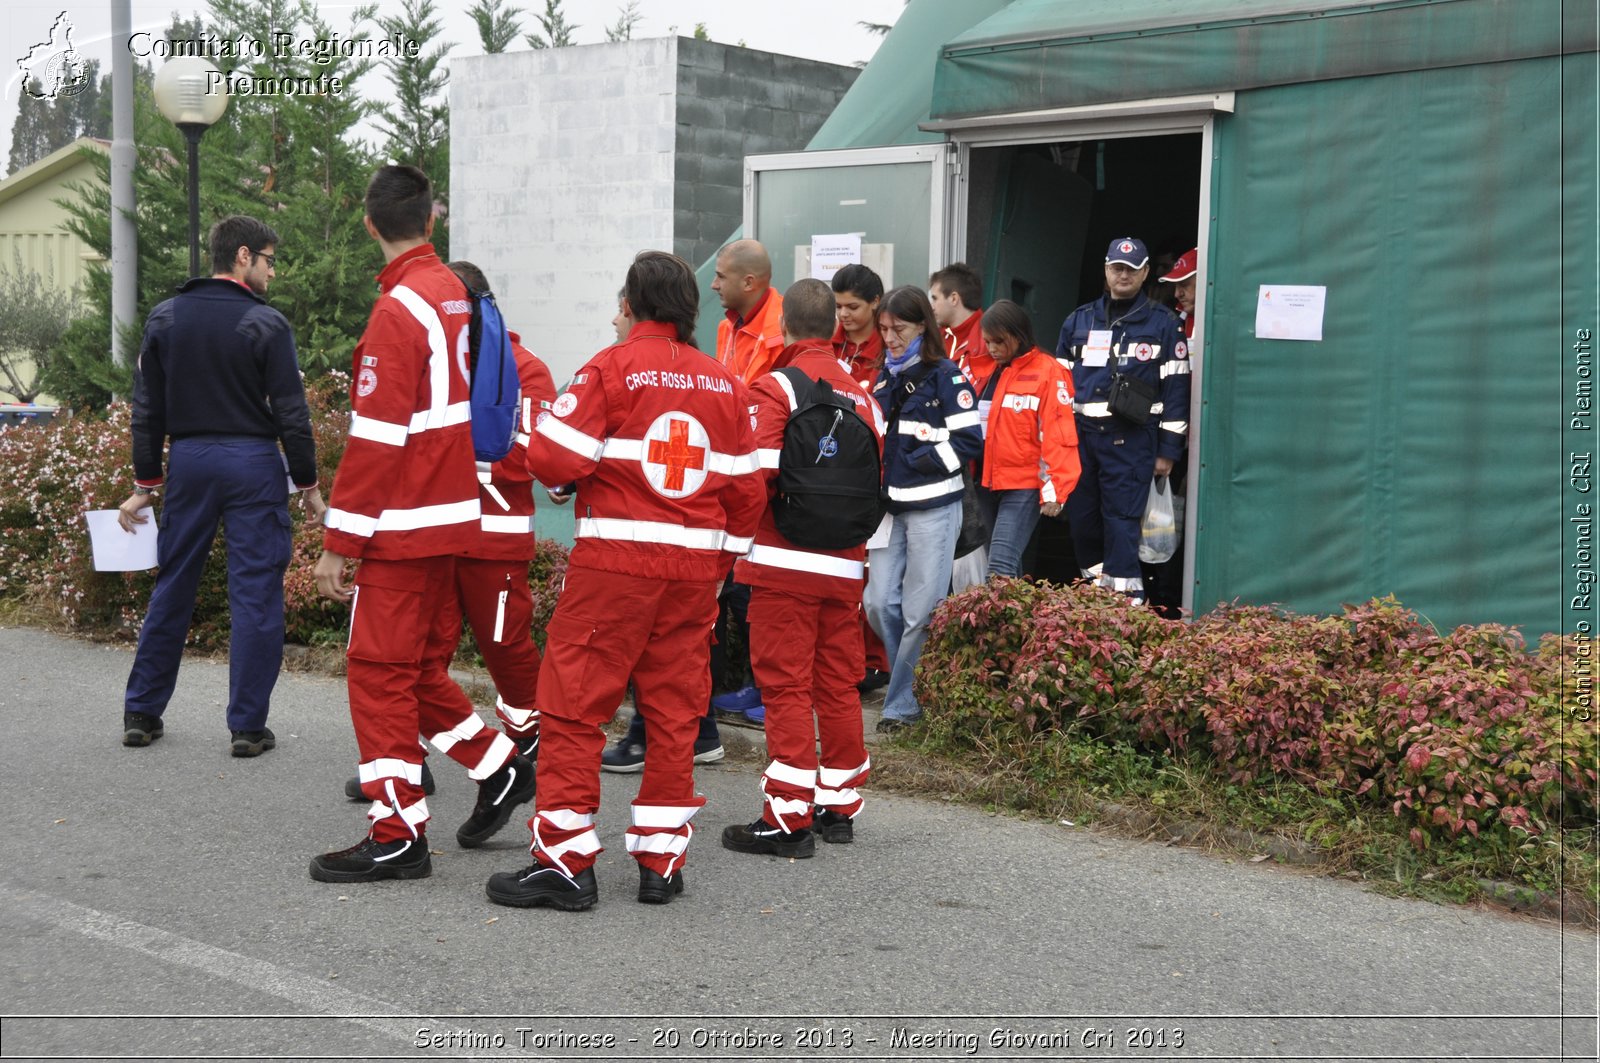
[982,488,1042,578]
[863,501,962,722]
[124,437,292,732]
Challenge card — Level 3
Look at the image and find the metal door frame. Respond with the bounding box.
[743,143,952,284]
[924,93,1233,616]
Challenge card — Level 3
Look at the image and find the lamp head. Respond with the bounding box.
[152,57,228,127]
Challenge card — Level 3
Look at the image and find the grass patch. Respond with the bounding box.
[876,721,1597,922]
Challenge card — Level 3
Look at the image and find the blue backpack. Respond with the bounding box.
[466,289,519,464]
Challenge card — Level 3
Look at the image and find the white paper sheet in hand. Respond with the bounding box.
[85,508,158,571]
[865,512,893,551]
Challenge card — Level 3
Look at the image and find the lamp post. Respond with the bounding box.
[152,58,228,279]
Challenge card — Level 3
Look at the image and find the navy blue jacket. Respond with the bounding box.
[872,355,983,512]
[1055,293,1191,462]
[131,278,317,488]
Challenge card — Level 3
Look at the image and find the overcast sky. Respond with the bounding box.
[2,0,908,169]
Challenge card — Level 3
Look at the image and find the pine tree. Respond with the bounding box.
[51,0,386,402]
[375,0,452,206]
[605,1,642,43]
[468,0,523,53]
[525,0,579,48]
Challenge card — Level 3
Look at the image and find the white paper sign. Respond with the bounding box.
[85,508,158,571]
[1082,329,1113,367]
[1255,285,1327,341]
[809,233,862,281]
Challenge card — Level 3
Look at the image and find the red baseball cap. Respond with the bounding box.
[1159,248,1198,283]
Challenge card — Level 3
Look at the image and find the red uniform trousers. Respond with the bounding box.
[455,556,543,747]
[527,565,720,878]
[348,555,518,842]
[748,587,870,832]
[861,569,890,673]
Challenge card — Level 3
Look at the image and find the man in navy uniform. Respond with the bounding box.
[1055,237,1190,604]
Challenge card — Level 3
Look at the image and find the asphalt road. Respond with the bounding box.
[1,625,1594,1063]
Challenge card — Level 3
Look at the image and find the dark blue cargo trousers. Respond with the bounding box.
[124,436,293,732]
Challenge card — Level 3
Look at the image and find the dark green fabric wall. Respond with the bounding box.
[1196,55,1592,635]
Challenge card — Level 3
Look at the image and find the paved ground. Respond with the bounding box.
[1,625,1594,1062]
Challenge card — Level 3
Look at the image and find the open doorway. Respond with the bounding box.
[960,132,1204,590]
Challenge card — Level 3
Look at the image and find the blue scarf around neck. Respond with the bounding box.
[886,336,922,376]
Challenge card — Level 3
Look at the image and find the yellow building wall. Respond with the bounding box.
[0,145,102,404]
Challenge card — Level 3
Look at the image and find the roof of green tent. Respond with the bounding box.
[931,0,1593,119]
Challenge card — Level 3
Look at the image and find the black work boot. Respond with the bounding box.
[344,760,437,801]
[637,864,685,904]
[721,818,815,858]
[309,835,431,883]
[123,712,163,747]
[455,754,536,848]
[485,862,597,910]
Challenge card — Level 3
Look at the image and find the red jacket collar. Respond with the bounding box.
[624,320,680,342]
[774,340,837,371]
[376,243,442,293]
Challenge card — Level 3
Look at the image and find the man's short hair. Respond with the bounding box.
[208,215,279,275]
[625,250,699,344]
[781,278,836,342]
[831,263,883,304]
[929,262,982,311]
[718,239,772,281]
[447,260,490,293]
[365,165,433,242]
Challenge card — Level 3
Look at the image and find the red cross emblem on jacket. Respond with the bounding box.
[642,411,709,498]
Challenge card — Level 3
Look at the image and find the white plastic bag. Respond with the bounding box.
[1139,476,1178,563]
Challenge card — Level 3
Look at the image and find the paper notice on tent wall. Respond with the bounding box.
[1255,285,1326,341]
[794,242,894,287]
[808,233,862,281]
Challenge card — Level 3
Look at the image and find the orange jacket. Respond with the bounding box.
[980,347,1080,505]
[945,311,994,394]
[716,288,786,385]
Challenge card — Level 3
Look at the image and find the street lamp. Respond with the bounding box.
[152,57,228,279]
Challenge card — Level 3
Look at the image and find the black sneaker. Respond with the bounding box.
[230,727,276,757]
[875,716,914,734]
[600,737,645,774]
[637,864,685,905]
[455,754,536,848]
[692,735,725,764]
[309,835,431,883]
[814,808,854,844]
[721,818,815,858]
[122,712,164,747]
[856,668,890,693]
[486,863,598,910]
[343,760,438,801]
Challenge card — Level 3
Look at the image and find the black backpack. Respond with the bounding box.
[771,367,885,551]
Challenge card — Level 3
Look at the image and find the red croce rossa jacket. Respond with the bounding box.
[323,244,480,560]
[525,320,766,582]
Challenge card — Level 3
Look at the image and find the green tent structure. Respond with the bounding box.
[711,0,1596,637]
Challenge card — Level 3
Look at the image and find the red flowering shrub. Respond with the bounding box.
[1128,604,1351,784]
[1352,624,1599,849]
[916,584,1594,857]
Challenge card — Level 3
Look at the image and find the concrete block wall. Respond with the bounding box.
[452,39,679,390]
[452,38,856,392]
[671,39,857,271]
